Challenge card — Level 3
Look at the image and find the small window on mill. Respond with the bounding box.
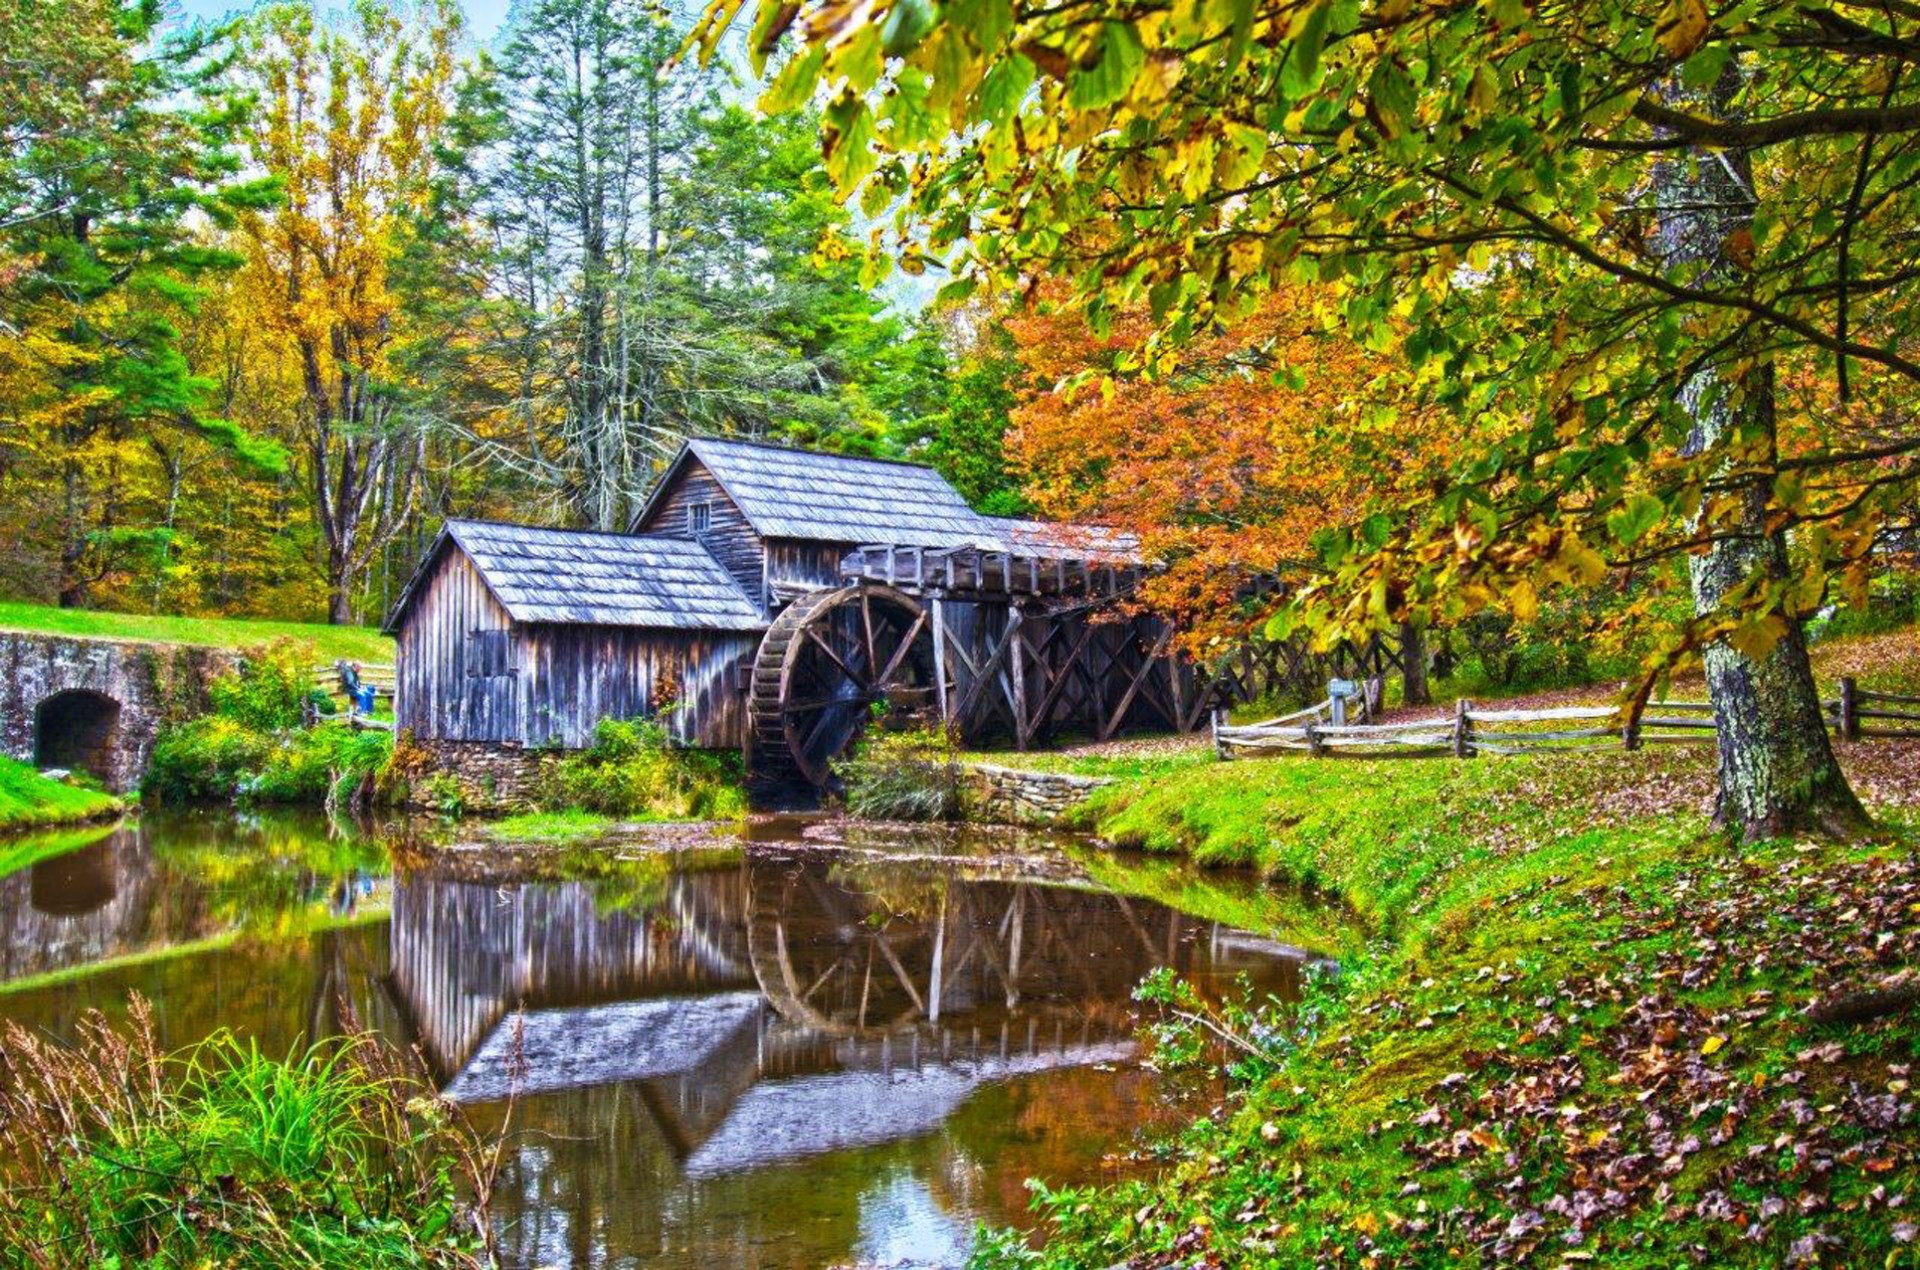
[467,629,515,677]
[688,501,712,537]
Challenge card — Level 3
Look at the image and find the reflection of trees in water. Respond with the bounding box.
[0,811,389,986]
[0,819,1317,1270]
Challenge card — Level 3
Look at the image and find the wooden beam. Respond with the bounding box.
[1102,626,1174,739]
[931,596,950,723]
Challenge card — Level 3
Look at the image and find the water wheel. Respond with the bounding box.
[748,583,934,788]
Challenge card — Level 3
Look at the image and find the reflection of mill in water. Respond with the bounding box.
[384,857,1309,1175]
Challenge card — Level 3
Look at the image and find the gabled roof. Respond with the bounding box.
[634,436,1004,550]
[383,520,765,634]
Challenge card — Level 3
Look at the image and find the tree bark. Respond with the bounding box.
[1398,620,1430,706]
[1654,68,1870,841]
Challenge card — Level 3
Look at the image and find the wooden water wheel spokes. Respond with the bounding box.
[749,583,935,787]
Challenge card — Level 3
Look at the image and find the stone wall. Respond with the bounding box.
[0,633,236,792]
[397,736,549,813]
[960,763,1113,828]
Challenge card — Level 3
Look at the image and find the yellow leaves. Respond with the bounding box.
[1553,535,1608,586]
[1227,237,1266,282]
[1128,52,1186,108]
[1508,577,1539,623]
[1725,613,1787,662]
[1467,63,1499,117]
[1700,1035,1726,1056]
[1176,132,1218,201]
[1217,121,1268,188]
[1655,0,1709,59]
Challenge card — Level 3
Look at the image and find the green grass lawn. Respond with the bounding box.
[0,755,121,834]
[978,713,1920,1268]
[0,600,391,663]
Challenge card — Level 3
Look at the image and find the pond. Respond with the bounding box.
[0,810,1327,1270]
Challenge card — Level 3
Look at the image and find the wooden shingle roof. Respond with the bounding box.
[994,517,1143,564]
[643,437,1005,549]
[385,520,765,633]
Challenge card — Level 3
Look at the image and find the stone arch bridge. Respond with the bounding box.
[0,632,237,793]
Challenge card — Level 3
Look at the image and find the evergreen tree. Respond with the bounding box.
[0,0,278,606]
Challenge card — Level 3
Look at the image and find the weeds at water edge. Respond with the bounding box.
[0,996,498,1269]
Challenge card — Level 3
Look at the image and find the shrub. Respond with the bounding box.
[0,999,497,1270]
[537,716,746,820]
[208,639,315,731]
[145,639,396,807]
[835,726,962,821]
[147,717,393,806]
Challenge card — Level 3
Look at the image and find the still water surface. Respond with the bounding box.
[0,810,1321,1269]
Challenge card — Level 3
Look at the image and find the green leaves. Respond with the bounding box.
[881,0,940,57]
[1368,60,1417,138]
[1067,22,1145,110]
[976,52,1035,124]
[1279,2,1331,101]
[1606,493,1664,547]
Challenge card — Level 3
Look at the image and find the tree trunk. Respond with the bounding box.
[1655,68,1869,840]
[1398,620,1429,706]
[328,572,354,626]
[1685,383,1866,838]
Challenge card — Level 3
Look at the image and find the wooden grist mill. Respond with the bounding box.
[385,438,1248,797]
[751,532,1207,788]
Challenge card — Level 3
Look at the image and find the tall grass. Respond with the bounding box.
[835,726,964,820]
[0,998,498,1269]
[537,716,747,820]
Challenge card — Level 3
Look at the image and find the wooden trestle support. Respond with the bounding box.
[747,541,1302,788]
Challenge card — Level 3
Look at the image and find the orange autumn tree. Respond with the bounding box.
[1005,285,1450,652]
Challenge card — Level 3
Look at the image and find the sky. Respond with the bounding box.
[171,0,516,44]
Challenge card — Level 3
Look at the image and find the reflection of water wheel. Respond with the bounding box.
[747,866,936,1036]
[748,584,933,788]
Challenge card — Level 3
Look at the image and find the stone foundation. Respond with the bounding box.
[398,737,550,813]
[0,633,237,793]
[960,763,1113,827]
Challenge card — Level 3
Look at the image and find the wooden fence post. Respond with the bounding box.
[1304,721,1324,757]
[1212,706,1232,761]
[1452,697,1473,758]
[1839,676,1859,740]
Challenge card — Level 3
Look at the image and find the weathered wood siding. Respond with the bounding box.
[396,544,757,750]
[764,538,849,594]
[518,625,759,750]
[635,458,766,611]
[395,549,522,743]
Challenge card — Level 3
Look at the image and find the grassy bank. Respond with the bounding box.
[0,756,120,834]
[978,739,1920,1268]
[0,1003,491,1268]
[0,600,391,663]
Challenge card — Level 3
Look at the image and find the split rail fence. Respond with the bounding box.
[1213,676,1920,761]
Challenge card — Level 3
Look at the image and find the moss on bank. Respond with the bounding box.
[0,755,121,834]
[977,745,1920,1269]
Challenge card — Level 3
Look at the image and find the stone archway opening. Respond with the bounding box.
[33,689,123,784]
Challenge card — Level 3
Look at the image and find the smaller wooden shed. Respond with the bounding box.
[384,520,766,749]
